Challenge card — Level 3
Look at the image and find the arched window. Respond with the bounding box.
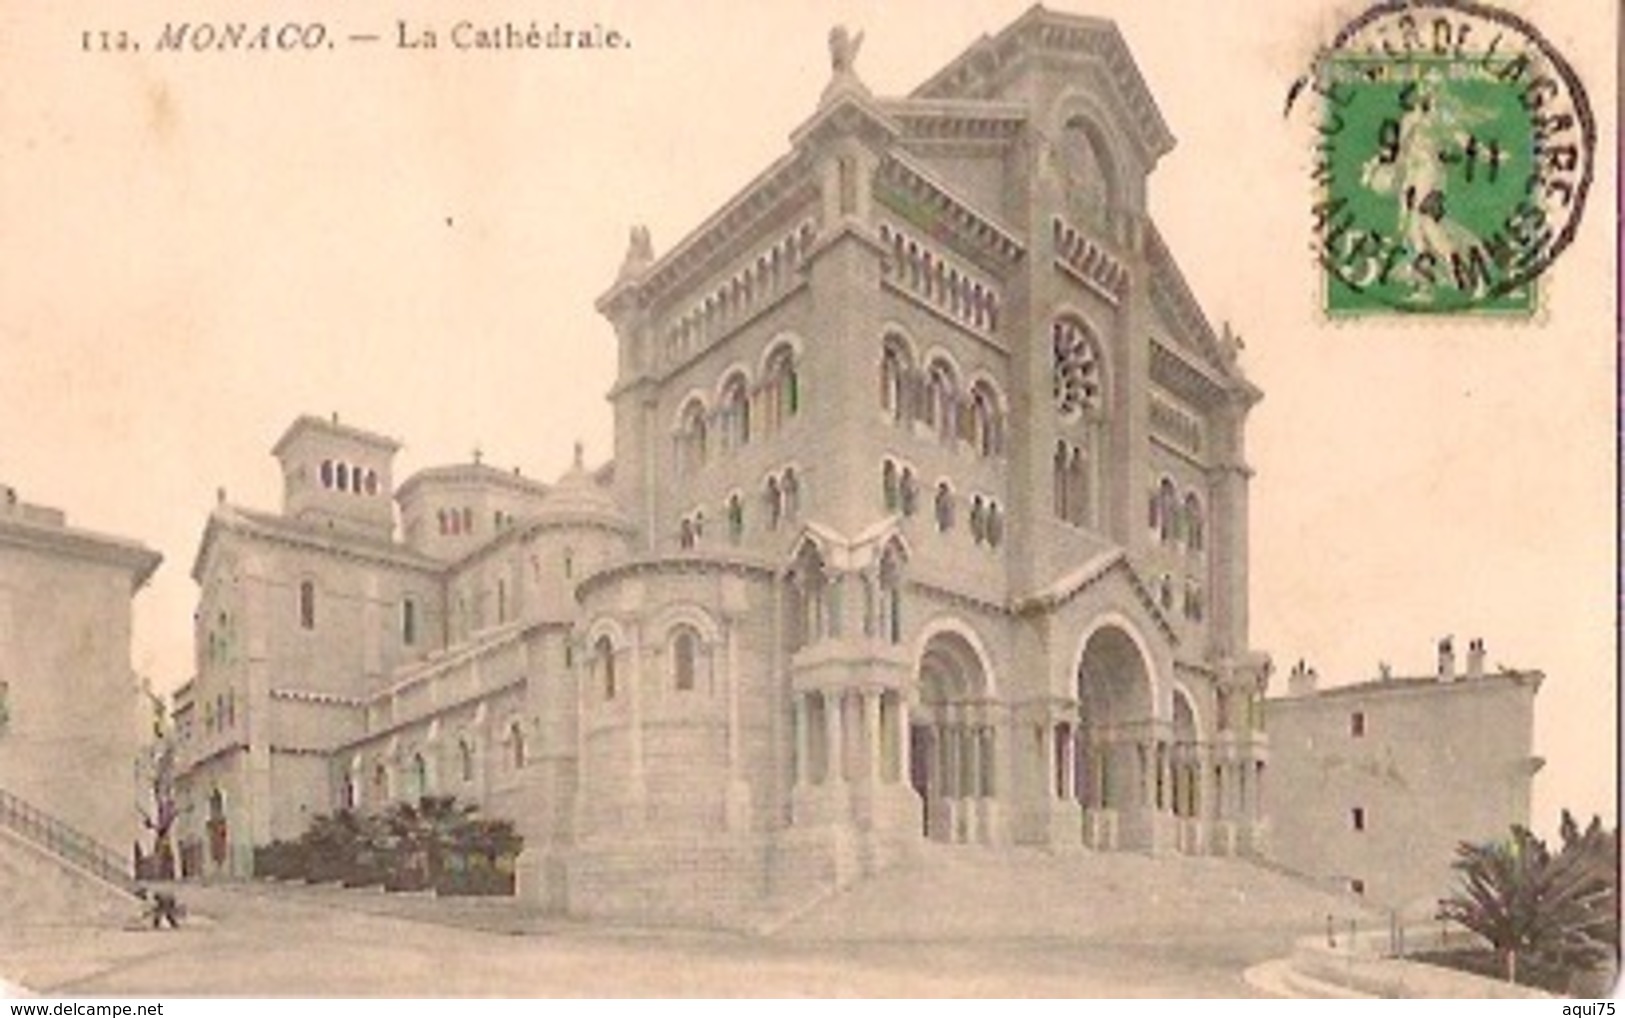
[298,580,316,630]
[678,398,709,474]
[509,721,526,769]
[969,382,1002,457]
[763,344,799,431]
[986,501,1005,547]
[1158,478,1179,544]
[411,752,429,799]
[877,548,903,645]
[727,493,745,544]
[970,495,986,544]
[679,517,697,550]
[789,542,828,650]
[1184,579,1204,622]
[1185,494,1205,553]
[882,460,900,512]
[764,476,783,530]
[496,579,508,623]
[459,738,475,783]
[596,636,616,699]
[777,470,798,522]
[719,373,751,451]
[880,337,912,422]
[1053,318,1104,418]
[371,763,389,804]
[320,460,334,489]
[336,462,350,491]
[461,507,474,535]
[934,482,955,532]
[672,626,699,691]
[925,360,958,442]
[899,467,918,516]
[364,470,379,496]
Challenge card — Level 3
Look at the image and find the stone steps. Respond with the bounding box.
[780,842,1371,943]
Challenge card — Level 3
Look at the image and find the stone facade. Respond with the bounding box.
[1264,646,1543,913]
[174,9,1277,924]
[0,484,161,856]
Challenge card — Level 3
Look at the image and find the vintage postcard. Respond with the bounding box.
[0,0,1616,1000]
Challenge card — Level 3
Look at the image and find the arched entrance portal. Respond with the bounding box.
[910,630,996,844]
[1072,623,1156,851]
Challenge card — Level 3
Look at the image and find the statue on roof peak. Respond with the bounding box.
[821,26,870,104]
[616,224,654,281]
[829,25,863,75]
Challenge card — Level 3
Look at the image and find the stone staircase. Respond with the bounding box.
[776,841,1374,944]
[0,788,140,927]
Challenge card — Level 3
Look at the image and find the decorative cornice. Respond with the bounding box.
[574,552,779,603]
[876,98,1028,146]
[598,151,818,315]
[269,687,366,708]
[0,513,161,590]
[874,152,1025,273]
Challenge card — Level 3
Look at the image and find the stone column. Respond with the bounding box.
[793,694,809,788]
[825,689,845,787]
[864,690,882,784]
[892,694,909,785]
[628,627,645,815]
[725,619,741,777]
[1039,722,1055,799]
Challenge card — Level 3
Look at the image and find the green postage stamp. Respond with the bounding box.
[1297,0,1595,316]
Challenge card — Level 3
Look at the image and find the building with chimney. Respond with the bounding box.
[174,7,1277,925]
[1264,641,1543,912]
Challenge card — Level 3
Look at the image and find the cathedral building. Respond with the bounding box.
[174,7,1274,925]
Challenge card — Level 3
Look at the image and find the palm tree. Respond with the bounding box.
[1439,812,1618,987]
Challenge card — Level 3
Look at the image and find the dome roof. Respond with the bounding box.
[534,443,631,529]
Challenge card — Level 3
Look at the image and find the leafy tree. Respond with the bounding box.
[1439,811,1619,987]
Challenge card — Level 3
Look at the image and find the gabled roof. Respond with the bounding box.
[271,414,401,458]
[1014,549,1178,645]
[910,5,1175,165]
[190,503,439,583]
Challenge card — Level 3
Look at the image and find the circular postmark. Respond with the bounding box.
[1286,0,1595,315]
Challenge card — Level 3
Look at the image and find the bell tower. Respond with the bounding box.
[270,413,400,541]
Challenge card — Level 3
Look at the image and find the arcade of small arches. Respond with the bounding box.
[673,341,802,475]
[673,466,805,552]
[880,458,1004,548]
[340,718,534,811]
[663,222,818,364]
[783,614,1260,852]
[878,222,1002,337]
[317,459,380,496]
[879,333,1006,458]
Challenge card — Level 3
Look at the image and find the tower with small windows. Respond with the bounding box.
[272,414,400,541]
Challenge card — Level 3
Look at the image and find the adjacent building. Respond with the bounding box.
[176,7,1280,925]
[1265,642,1543,913]
[0,484,162,858]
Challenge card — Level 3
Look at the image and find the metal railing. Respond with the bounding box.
[0,786,137,895]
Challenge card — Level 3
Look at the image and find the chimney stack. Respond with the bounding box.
[1288,658,1319,697]
[1437,636,1456,682]
[1466,638,1485,680]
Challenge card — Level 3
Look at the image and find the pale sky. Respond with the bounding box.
[0,0,1615,833]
